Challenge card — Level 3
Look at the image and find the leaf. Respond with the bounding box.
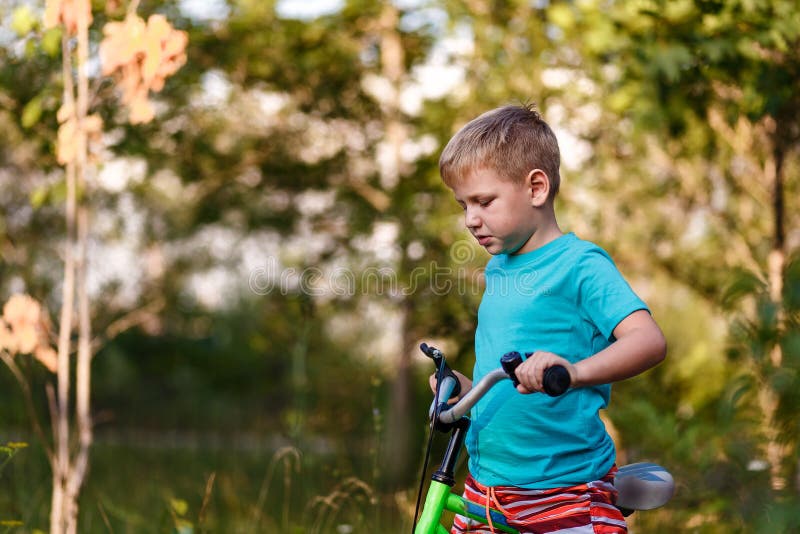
[30,186,48,208]
[56,101,73,123]
[3,296,41,331]
[56,119,78,164]
[548,4,575,31]
[142,29,164,83]
[11,5,37,36]
[169,498,189,516]
[2,295,42,354]
[43,0,93,35]
[34,346,58,373]
[99,12,187,124]
[21,95,43,129]
[41,27,63,57]
[721,269,766,309]
[84,113,103,134]
[43,0,62,30]
[99,16,146,74]
[24,39,37,59]
[128,93,155,124]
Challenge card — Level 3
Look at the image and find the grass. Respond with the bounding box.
[0,432,416,533]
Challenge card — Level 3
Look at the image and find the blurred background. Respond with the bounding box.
[0,0,799,532]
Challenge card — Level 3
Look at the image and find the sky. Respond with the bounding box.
[179,0,346,21]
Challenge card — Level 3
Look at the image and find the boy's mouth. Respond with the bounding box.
[476,235,492,246]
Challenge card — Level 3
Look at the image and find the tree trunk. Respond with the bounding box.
[51,30,77,534]
[377,3,414,488]
[762,143,786,491]
[384,301,416,488]
[51,6,93,530]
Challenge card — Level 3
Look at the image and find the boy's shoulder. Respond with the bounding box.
[570,235,614,260]
[486,233,612,270]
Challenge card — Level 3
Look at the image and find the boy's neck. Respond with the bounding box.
[513,218,563,255]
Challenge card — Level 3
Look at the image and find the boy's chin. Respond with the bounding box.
[479,238,519,255]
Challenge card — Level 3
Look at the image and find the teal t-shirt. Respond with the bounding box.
[466,232,648,489]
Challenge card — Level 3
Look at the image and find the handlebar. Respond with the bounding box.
[422,344,571,427]
[437,368,511,424]
[500,351,571,396]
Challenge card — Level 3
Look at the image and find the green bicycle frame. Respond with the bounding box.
[414,479,518,534]
[413,415,517,534]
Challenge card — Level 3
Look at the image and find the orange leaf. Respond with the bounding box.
[146,14,171,38]
[142,34,163,84]
[56,101,74,124]
[84,113,103,134]
[56,119,78,164]
[43,0,92,35]
[4,294,42,330]
[2,294,48,355]
[15,324,39,354]
[43,0,62,30]
[99,12,187,124]
[128,93,155,124]
[99,16,146,74]
[34,346,58,373]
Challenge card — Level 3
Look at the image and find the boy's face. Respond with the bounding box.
[450,167,541,255]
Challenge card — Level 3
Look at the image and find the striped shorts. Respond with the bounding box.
[451,468,626,534]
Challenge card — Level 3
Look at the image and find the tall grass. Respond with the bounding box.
[0,434,406,533]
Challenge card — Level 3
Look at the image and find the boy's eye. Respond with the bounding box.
[479,199,493,207]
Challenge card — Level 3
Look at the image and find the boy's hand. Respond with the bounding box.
[514,351,577,394]
[429,370,473,404]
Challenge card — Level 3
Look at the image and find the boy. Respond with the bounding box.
[433,104,666,533]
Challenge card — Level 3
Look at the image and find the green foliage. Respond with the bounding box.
[1,439,392,532]
[20,95,42,129]
[1,0,799,531]
[0,442,27,531]
[10,5,36,36]
[0,442,27,479]
[168,497,194,534]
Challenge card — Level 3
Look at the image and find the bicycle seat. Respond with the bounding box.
[614,462,674,511]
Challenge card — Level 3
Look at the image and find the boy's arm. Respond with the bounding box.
[514,310,666,393]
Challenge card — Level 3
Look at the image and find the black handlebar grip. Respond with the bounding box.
[500,351,523,387]
[543,365,570,397]
[502,352,570,396]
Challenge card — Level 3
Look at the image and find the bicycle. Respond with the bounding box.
[412,343,674,534]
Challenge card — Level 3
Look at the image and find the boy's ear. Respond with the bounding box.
[526,169,550,207]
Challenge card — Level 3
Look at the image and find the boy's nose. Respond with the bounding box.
[465,207,481,229]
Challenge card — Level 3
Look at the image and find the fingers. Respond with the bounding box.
[429,372,461,404]
[515,351,572,394]
[514,352,548,392]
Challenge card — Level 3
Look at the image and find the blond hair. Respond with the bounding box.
[439,104,561,198]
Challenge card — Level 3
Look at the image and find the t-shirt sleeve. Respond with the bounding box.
[576,248,649,341]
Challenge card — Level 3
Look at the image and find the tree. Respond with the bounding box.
[518,0,800,527]
[124,0,480,490]
[556,0,799,492]
[2,1,187,531]
[431,0,799,528]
